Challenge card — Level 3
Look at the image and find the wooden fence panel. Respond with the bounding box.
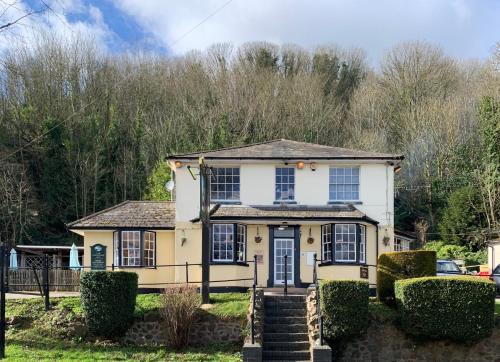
[8,269,81,292]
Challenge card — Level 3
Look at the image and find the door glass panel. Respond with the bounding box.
[274,227,294,238]
[274,238,294,284]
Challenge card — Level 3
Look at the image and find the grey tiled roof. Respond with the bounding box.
[207,204,377,223]
[168,139,403,160]
[67,201,175,229]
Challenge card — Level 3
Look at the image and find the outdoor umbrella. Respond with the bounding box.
[69,243,81,270]
[9,249,18,270]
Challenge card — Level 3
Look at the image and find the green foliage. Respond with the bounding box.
[80,271,138,338]
[438,186,483,248]
[377,251,436,306]
[143,160,171,200]
[320,280,369,340]
[423,241,487,265]
[395,276,496,342]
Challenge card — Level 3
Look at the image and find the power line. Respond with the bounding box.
[0,0,236,163]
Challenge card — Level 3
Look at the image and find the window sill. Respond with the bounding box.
[318,261,366,267]
[328,201,362,205]
[210,261,249,267]
[212,201,242,205]
[273,200,297,205]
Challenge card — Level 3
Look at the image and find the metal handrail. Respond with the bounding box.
[251,254,257,344]
[313,253,323,345]
[284,254,288,296]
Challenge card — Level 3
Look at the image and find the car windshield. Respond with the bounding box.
[494,265,500,275]
[437,261,460,273]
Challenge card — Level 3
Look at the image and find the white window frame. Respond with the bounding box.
[334,224,357,262]
[275,167,295,201]
[321,224,333,262]
[360,225,366,263]
[212,224,235,262]
[210,167,240,202]
[329,167,360,201]
[143,231,156,267]
[121,230,141,267]
[237,224,246,262]
[395,237,410,251]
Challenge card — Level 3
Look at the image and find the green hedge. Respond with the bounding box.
[395,276,496,342]
[80,271,138,338]
[320,280,369,340]
[377,251,436,306]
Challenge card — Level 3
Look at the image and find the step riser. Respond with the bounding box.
[264,303,306,309]
[264,341,310,351]
[264,324,307,333]
[262,351,311,360]
[265,317,307,324]
[264,333,309,342]
[265,308,306,317]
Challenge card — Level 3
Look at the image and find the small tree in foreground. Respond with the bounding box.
[160,284,200,349]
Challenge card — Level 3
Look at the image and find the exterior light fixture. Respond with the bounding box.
[174,161,183,168]
[278,222,288,231]
[296,161,305,169]
[394,166,401,173]
[310,162,317,171]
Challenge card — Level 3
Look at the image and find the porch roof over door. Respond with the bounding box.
[197,204,378,224]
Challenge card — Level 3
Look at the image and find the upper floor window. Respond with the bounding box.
[211,167,240,201]
[212,223,247,263]
[329,167,359,201]
[275,167,295,201]
[321,223,366,264]
[113,230,156,267]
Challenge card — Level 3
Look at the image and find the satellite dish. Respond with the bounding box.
[165,180,175,192]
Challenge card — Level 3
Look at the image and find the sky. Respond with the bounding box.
[2,0,500,64]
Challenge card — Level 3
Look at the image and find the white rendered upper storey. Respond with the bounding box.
[167,139,403,227]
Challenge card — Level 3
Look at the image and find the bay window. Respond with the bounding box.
[321,223,367,264]
[113,230,156,267]
[211,223,247,263]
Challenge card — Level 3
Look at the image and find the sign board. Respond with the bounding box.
[91,244,106,270]
[360,266,369,279]
[255,251,264,264]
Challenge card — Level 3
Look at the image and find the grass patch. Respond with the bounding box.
[206,293,249,319]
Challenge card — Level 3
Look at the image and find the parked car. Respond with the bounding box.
[436,259,464,276]
[490,264,500,293]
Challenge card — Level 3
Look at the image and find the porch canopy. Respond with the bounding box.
[197,203,378,225]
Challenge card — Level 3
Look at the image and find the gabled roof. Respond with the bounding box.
[192,204,378,224]
[67,201,175,230]
[168,139,403,161]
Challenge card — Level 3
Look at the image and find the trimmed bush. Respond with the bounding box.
[395,276,496,342]
[320,280,369,340]
[80,271,138,338]
[377,250,436,306]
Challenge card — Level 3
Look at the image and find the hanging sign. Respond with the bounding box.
[360,266,369,279]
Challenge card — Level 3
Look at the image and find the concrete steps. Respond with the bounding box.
[262,295,310,361]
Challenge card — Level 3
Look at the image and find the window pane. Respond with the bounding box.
[360,225,366,263]
[212,224,234,262]
[334,224,357,262]
[144,231,156,267]
[322,224,333,262]
[210,168,240,201]
[329,167,360,201]
[237,224,246,262]
[275,167,295,201]
[121,231,141,267]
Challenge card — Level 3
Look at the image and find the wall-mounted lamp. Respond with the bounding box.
[181,229,187,246]
[278,222,288,231]
[174,161,183,168]
[296,161,305,169]
[394,165,401,173]
[310,162,317,171]
[255,226,262,243]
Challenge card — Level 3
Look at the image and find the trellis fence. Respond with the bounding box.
[8,268,81,292]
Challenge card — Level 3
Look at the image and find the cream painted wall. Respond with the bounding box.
[82,230,176,287]
[173,161,395,229]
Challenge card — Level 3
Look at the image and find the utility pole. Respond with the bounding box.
[199,157,211,304]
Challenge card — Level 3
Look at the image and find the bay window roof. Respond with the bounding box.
[67,201,175,230]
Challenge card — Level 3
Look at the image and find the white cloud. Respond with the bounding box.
[0,0,113,55]
[111,0,500,62]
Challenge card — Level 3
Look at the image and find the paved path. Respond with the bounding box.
[6,291,80,299]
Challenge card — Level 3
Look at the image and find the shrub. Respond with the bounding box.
[377,250,436,306]
[80,271,138,338]
[424,241,487,266]
[160,284,200,349]
[395,276,496,342]
[320,280,369,341]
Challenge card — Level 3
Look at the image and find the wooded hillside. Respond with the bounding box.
[0,37,499,250]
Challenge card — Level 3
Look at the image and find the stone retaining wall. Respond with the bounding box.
[306,285,319,345]
[341,320,500,361]
[245,288,264,345]
[123,311,244,346]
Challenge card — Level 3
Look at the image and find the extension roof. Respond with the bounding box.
[67,201,175,230]
[168,139,403,161]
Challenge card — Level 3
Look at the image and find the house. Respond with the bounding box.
[394,230,416,251]
[68,139,403,294]
[488,239,500,272]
